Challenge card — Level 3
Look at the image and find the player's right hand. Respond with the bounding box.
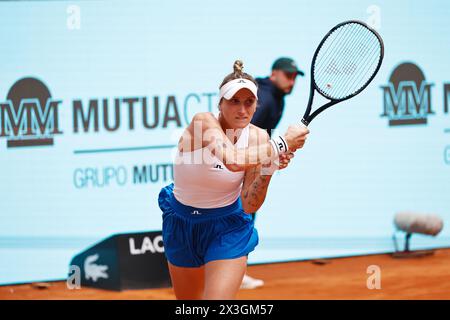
[284,124,309,151]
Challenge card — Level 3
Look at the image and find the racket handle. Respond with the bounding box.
[301,118,309,127]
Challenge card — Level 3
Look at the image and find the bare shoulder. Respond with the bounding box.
[248,124,270,146]
[188,112,219,132]
[191,111,216,122]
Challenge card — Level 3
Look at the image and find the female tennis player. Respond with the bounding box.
[158,60,309,299]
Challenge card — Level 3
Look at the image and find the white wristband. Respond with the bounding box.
[270,135,289,155]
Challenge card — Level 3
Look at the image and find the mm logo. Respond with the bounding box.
[0,77,63,148]
[380,62,434,126]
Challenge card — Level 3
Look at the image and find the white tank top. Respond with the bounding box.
[173,120,250,208]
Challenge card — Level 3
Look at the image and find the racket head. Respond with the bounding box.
[311,20,384,102]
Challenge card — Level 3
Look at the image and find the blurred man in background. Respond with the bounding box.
[252,57,305,134]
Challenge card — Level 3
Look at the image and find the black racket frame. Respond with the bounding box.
[301,20,384,126]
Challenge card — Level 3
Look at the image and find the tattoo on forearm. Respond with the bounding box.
[246,168,271,209]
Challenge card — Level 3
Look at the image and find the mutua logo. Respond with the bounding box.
[380,62,434,126]
[0,77,63,148]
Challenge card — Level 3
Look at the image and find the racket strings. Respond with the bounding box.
[314,24,359,80]
[337,37,380,98]
[318,25,368,94]
[328,35,379,97]
[316,25,377,97]
[315,25,364,95]
[313,23,382,100]
[331,32,380,95]
[318,35,381,99]
[314,23,363,84]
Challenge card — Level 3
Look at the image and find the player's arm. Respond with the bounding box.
[240,126,297,213]
[239,127,289,213]
[240,127,272,213]
[180,112,307,172]
[241,163,271,213]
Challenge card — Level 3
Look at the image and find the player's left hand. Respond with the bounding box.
[277,152,294,170]
[261,152,295,175]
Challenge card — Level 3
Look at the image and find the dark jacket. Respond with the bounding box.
[250,77,286,137]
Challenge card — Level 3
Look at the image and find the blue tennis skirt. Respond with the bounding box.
[158,183,258,268]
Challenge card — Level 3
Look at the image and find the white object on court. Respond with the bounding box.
[240,274,264,290]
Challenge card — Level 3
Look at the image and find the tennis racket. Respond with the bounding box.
[301,20,384,126]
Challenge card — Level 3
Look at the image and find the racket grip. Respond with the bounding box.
[301,118,309,127]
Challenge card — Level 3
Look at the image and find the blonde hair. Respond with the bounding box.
[219,60,258,88]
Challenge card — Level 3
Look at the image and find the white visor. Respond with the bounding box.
[219,78,258,100]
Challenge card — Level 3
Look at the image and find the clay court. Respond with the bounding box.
[2,248,449,300]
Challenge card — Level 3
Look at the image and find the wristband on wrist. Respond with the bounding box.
[270,135,289,155]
